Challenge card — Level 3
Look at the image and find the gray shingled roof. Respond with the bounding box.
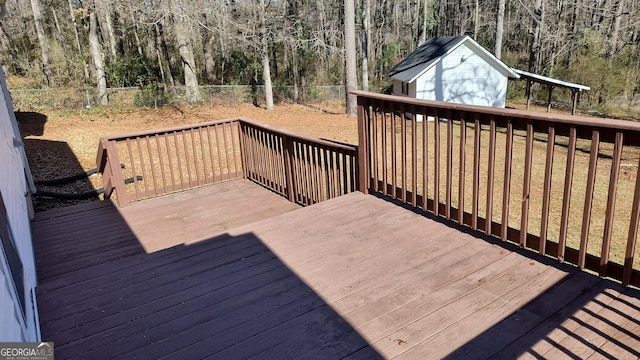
[386,36,466,82]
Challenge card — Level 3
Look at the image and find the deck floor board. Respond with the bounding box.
[33,180,640,359]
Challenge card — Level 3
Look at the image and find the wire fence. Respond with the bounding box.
[9,85,347,110]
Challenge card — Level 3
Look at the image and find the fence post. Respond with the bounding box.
[357,96,369,194]
[283,136,296,202]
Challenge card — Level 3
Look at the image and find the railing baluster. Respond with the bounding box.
[624,154,640,286]
[391,112,397,198]
[401,110,408,203]
[485,117,496,235]
[173,131,184,190]
[579,130,600,269]
[600,132,623,276]
[197,128,206,185]
[501,121,513,241]
[520,122,534,247]
[411,105,418,207]
[189,129,201,186]
[304,142,313,205]
[156,134,168,193]
[126,139,140,200]
[182,130,194,188]
[205,126,216,182]
[230,122,240,176]
[165,132,176,190]
[540,126,556,255]
[472,116,481,231]
[145,136,158,196]
[559,127,577,263]
[422,109,429,211]
[446,112,453,220]
[137,137,149,196]
[381,108,388,196]
[214,124,225,181]
[433,112,441,216]
[458,115,466,224]
[222,122,232,181]
[372,105,379,193]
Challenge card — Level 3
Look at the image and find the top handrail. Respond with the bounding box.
[99,117,358,153]
[352,90,640,134]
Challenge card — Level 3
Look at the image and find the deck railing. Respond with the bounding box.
[355,91,640,287]
[97,118,357,208]
[239,119,358,205]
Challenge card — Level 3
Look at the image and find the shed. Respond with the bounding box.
[387,36,519,108]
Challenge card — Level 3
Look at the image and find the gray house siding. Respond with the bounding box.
[0,66,40,342]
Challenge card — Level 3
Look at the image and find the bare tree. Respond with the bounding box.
[495,0,506,58]
[362,0,370,91]
[344,0,357,116]
[260,0,274,110]
[529,0,545,73]
[89,7,108,105]
[30,0,53,86]
[172,0,201,103]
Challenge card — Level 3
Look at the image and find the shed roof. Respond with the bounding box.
[387,36,519,83]
[511,68,591,91]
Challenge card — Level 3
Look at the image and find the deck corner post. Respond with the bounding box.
[282,135,296,203]
[236,120,249,180]
[106,140,129,207]
[356,96,370,194]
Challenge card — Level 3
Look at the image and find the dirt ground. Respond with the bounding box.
[17,102,358,211]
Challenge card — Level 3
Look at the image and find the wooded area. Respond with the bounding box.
[0,0,638,111]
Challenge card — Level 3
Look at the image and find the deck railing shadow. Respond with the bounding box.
[374,191,640,358]
[97,117,358,208]
[34,199,381,358]
[443,273,640,358]
[17,111,100,211]
[354,91,640,287]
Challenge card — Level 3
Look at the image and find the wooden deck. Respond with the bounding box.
[33,180,640,359]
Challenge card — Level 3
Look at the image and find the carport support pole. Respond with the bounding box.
[572,90,579,115]
[546,84,554,113]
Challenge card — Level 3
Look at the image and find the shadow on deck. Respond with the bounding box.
[33,180,640,359]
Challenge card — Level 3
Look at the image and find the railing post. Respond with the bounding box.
[237,121,249,180]
[282,136,296,202]
[102,139,129,207]
[357,96,369,194]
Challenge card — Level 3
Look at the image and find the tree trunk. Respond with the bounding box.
[495,0,506,58]
[609,0,624,58]
[529,0,544,74]
[89,8,108,105]
[362,0,370,92]
[30,0,53,87]
[95,1,117,57]
[473,0,479,38]
[68,0,90,83]
[260,0,274,110]
[172,0,201,103]
[421,0,429,44]
[344,0,358,116]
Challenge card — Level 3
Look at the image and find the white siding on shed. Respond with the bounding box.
[415,43,508,107]
[0,67,39,342]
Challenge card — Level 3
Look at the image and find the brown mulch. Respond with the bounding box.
[17,102,357,212]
